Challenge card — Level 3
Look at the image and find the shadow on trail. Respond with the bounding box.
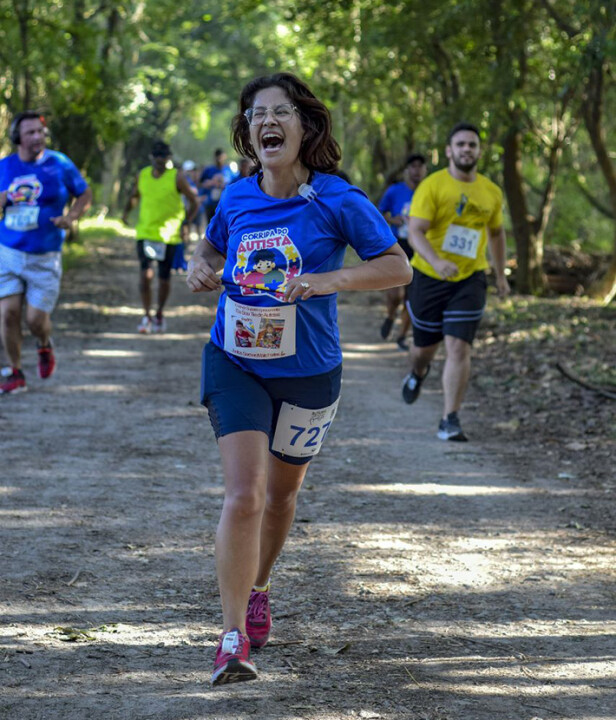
[1,235,614,719]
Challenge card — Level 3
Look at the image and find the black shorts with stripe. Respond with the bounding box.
[406,268,487,346]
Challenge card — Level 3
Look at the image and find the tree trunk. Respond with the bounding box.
[370,133,389,198]
[583,64,616,303]
[100,142,125,214]
[590,250,616,303]
[15,0,32,108]
[502,127,546,294]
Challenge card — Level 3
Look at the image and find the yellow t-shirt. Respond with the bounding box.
[409,168,503,281]
[135,167,184,245]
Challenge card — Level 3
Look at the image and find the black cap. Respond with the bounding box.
[151,140,171,157]
[406,153,426,165]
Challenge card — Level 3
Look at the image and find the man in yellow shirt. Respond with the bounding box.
[402,122,509,441]
[123,141,198,333]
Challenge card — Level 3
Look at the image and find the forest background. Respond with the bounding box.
[2,0,616,301]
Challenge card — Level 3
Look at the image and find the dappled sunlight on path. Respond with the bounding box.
[1,233,614,719]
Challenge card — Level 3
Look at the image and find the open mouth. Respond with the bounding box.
[261,133,284,150]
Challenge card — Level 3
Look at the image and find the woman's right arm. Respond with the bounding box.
[186,236,225,292]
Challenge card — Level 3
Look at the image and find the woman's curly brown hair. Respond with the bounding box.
[231,73,341,174]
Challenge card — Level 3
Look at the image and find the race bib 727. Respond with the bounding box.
[271,399,339,458]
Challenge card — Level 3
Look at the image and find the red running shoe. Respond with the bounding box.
[37,342,56,379]
[0,367,27,395]
[211,628,257,686]
[246,588,272,648]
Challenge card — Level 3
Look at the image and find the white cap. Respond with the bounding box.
[182,160,196,171]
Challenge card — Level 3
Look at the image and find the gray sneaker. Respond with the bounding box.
[401,365,430,404]
[437,412,468,441]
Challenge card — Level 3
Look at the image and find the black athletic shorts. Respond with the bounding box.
[136,240,176,280]
[406,268,487,346]
[397,237,414,261]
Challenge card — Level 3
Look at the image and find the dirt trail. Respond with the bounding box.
[1,233,615,720]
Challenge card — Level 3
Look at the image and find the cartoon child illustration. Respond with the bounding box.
[234,320,255,348]
[243,249,286,292]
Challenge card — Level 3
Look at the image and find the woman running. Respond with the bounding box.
[187,72,412,685]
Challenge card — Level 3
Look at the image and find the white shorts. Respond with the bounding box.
[0,243,62,313]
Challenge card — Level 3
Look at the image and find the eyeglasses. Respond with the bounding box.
[244,103,297,126]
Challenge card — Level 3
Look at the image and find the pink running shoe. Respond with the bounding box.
[211,628,257,686]
[246,589,272,648]
[37,342,56,379]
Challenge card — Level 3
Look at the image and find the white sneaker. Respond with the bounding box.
[137,316,152,334]
[152,315,167,333]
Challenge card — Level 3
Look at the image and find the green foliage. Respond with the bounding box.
[548,165,614,252]
[2,0,616,260]
[0,0,132,154]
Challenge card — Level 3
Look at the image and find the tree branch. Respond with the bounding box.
[575,176,614,218]
[556,363,616,400]
[430,40,460,105]
[539,0,580,39]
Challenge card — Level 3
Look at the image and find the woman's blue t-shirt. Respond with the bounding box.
[206,172,396,378]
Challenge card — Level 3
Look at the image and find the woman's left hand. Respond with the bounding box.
[284,273,336,303]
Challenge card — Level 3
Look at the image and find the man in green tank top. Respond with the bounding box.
[123,140,199,333]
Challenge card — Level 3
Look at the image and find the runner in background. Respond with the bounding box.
[180,159,200,247]
[0,111,92,395]
[122,141,199,334]
[402,122,509,440]
[378,153,427,350]
[199,149,234,225]
[230,157,255,183]
[187,72,411,686]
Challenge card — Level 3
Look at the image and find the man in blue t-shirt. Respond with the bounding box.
[377,153,427,350]
[230,157,255,184]
[199,148,234,224]
[181,159,201,240]
[0,111,92,394]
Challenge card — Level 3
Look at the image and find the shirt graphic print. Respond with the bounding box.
[8,174,43,205]
[232,227,302,302]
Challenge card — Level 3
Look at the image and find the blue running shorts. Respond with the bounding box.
[201,342,342,466]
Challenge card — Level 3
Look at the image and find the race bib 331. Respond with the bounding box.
[441,223,480,259]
